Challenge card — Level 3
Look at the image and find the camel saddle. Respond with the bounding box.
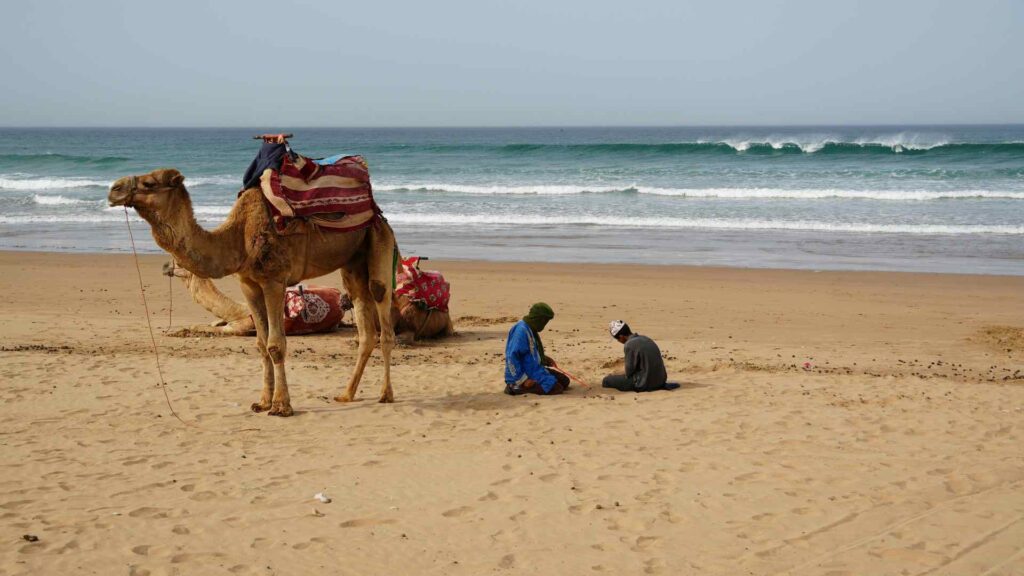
[395,256,451,313]
[257,152,382,234]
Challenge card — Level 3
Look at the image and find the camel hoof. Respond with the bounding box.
[251,402,270,413]
[334,394,354,403]
[268,404,294,417]
[378,393,394,404]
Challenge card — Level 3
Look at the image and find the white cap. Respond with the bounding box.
[609,320,627,337]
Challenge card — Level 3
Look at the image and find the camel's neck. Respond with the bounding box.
[138,192,245,279]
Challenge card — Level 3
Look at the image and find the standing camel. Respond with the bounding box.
[109,168,398,416]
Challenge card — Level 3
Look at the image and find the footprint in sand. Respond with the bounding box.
[339,518,396,528]
[442,506,473,518]
[642,558,666,575]
[498,554,516,569]
[478,491,499,502]
[633,536,660,551]
[128,507,168,519]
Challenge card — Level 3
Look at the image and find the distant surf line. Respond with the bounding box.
[4,211,1020,235]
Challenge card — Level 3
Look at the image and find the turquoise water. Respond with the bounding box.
[1,126,1022,274]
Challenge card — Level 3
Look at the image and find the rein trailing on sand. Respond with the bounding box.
[122,205,188,427]
[122,206,259,432]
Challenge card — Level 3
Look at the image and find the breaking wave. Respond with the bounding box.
[32,194,96,205]
[4,211,1019,234]
[0,174,237,191]
[0,153,129,166]
[377,183,1024,201]
[385,213,1023,235]
[0,176,110,190]
[374,139,1024,156]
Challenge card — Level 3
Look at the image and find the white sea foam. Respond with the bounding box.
[709,132,951,153]
[376,183,626,195]
[385,213,1024,235]
[193,206,233,216]
[0,174,237,192]
[2,211,1019,235]
[0,177,110,190]
[0,214,133,224]
[376,183,1024,201]
[185,175,238,187]
[634,187,1024,200]
[32,194,95,205]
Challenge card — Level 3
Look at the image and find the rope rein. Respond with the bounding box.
[168,267,173,330]
[123,206,190,427]
[118,175,264,432]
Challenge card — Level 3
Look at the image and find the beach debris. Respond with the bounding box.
[312,508,325,517]
[22,534,39,542]
[314,492,332,504]
[802,361,813,370]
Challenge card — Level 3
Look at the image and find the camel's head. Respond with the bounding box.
[108,168,186,212]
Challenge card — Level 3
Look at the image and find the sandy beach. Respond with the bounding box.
[0,250,1022,576]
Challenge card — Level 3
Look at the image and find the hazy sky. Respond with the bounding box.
[1,0,1021,126]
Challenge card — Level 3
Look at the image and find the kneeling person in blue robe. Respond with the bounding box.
[504,303,570,395]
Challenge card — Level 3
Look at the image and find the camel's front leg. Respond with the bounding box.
[240,279,274,412]
[262,281,293,417]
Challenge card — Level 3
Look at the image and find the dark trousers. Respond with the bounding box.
[602,374,666,392]
[602,374,635,392]
[507,371,571,396]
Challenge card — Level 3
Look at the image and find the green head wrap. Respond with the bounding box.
[523,302,554,332]
[523,302,554,360]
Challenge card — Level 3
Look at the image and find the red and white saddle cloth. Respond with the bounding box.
[283,286,344,335]
[259,153,382,233]
[394,256,450,313]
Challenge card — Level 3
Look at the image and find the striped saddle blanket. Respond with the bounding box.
[258,153,382,233]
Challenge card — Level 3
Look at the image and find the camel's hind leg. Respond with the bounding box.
[367,223,397,403]
[240,279,274,412]
[335,268,377,403]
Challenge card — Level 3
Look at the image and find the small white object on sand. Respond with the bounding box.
[314,492,331,503]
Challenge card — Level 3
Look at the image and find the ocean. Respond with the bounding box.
[1,126,1022,274]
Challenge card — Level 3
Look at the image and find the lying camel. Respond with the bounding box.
[163,261,343,335]
[350,292,456,340]
[165,261,454,340]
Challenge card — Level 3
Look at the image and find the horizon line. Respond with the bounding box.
[2,122,1023,130]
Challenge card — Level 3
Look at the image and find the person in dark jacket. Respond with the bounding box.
[602,320,674,392]
[504,303,570,395]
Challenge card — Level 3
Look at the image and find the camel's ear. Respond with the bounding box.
[156,168,185,188]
